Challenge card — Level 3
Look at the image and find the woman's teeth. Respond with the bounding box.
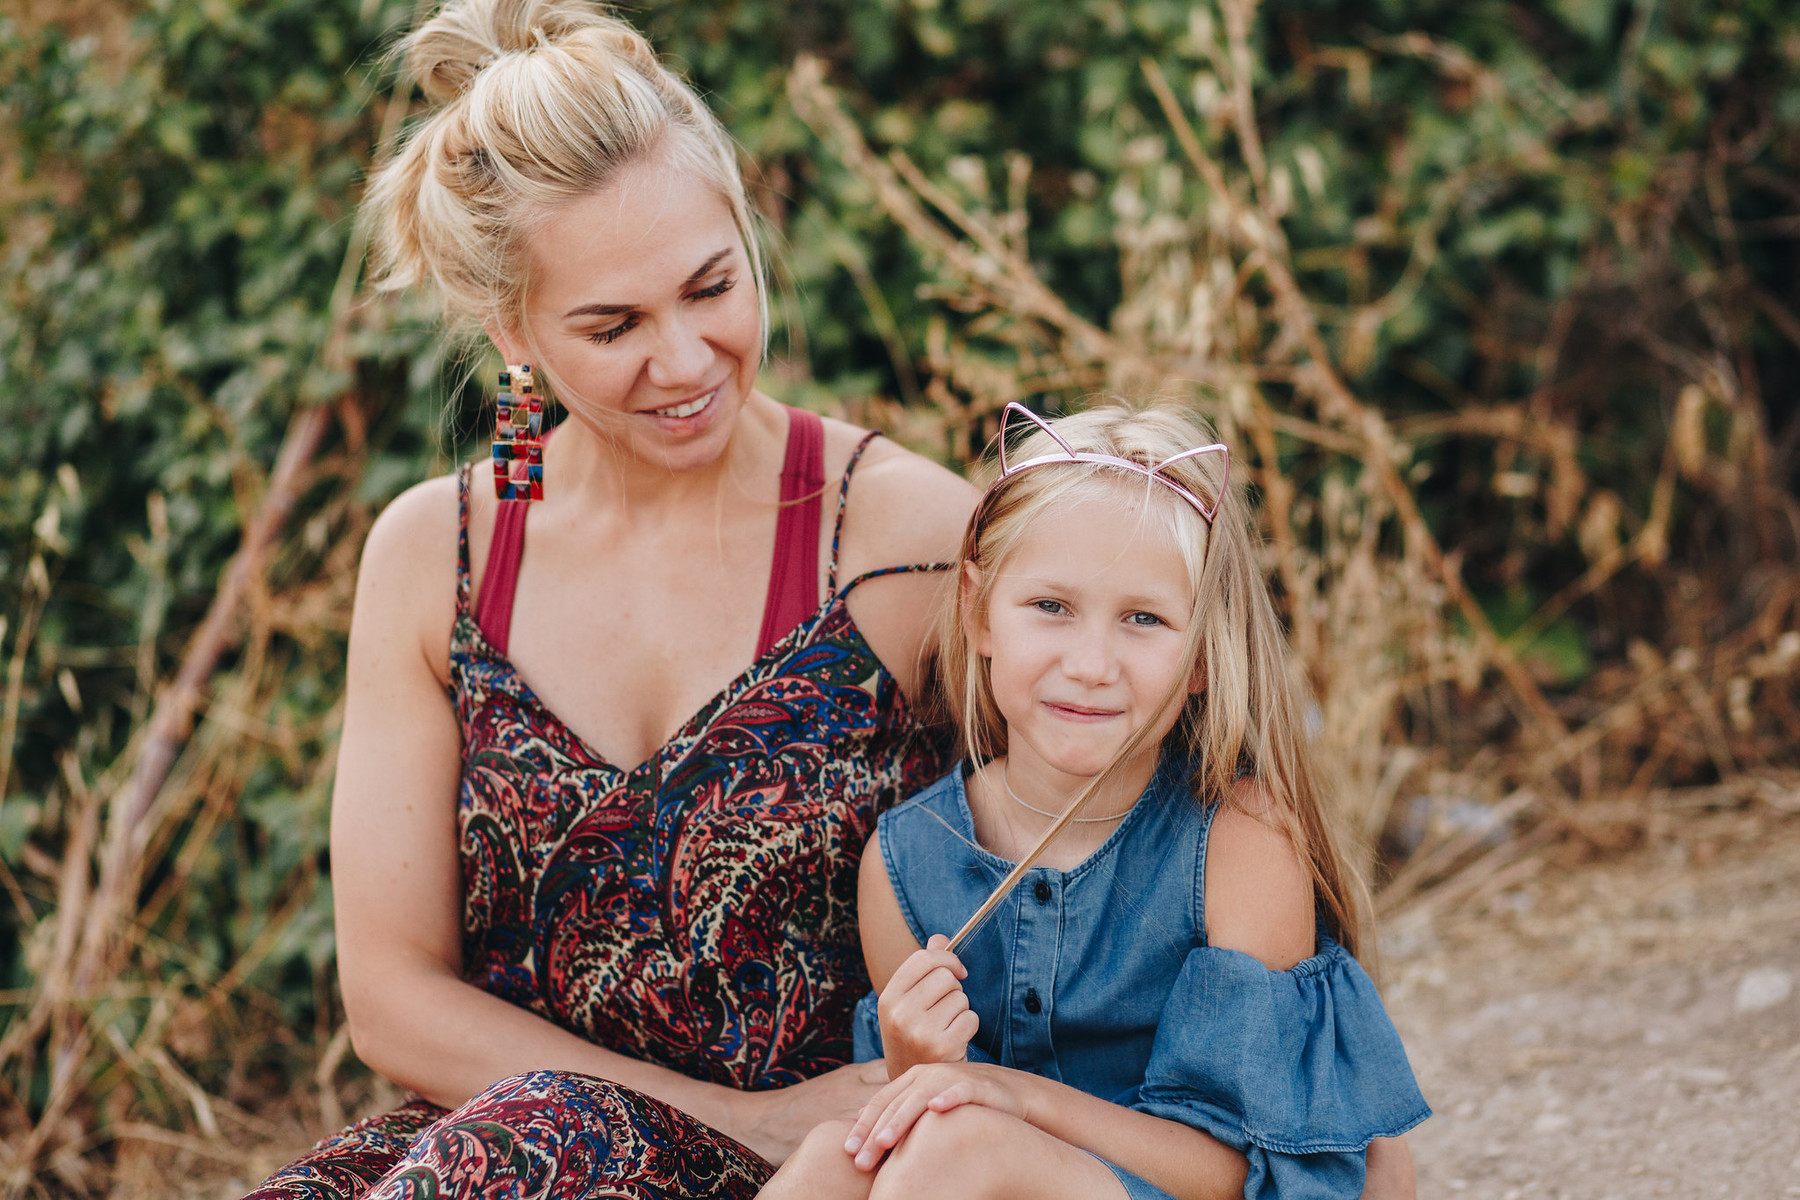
[652,390,715,419]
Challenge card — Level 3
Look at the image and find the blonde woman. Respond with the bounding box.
[245,1,974,1196]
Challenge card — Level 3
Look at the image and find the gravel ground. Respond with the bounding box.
[1384,814,1800,1199]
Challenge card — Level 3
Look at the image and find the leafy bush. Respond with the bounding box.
[1,0,1795,1187]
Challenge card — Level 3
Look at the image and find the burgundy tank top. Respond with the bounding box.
[474,407,825,657]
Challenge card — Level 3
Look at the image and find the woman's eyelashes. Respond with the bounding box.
[581,276,737,346]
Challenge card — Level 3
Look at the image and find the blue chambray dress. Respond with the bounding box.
[852,757,1430,1200]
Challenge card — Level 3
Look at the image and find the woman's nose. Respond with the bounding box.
[644,312,713,390]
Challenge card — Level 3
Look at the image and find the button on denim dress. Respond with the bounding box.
[854,758,1430,1200]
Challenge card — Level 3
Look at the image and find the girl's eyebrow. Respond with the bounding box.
[560,247,734,320]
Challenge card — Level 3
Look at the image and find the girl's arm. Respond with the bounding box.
[858,833,979,1075]
[846,1062,1245,1200]
[1208,785,1416,1200]
[332,481,881,1163]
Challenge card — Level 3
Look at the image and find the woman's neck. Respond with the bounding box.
[543,390,787,517]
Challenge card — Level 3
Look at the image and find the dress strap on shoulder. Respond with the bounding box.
[473,492,530,656]
[455,464,480,617]
[828,430,885,595]
[757,407,827,657]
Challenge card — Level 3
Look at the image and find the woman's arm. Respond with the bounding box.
[330,479,880,1161]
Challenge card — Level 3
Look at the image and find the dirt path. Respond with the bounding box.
[1385,815,1800,1198]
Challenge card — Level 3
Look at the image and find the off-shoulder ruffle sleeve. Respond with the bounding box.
[1131,939,1429,1200]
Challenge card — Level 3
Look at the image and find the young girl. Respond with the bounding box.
[759,401,1429,1200]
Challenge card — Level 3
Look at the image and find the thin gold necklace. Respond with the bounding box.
[1001,760,1129,824]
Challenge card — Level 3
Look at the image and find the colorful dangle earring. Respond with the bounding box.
[491,363,544,501]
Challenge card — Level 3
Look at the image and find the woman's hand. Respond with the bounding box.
[732,1059,890,1166]
[842,1061,1034,1171]
[877,935,980,1077]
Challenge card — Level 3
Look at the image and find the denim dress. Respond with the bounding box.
[852,758,1430,1200]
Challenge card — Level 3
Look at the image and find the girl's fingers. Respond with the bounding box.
[887,946,967,995]
[947,1007,980,1043]
[907,965,966,1013]
[856,1090,935,1168]
[923,935,969,977]
[845,1080,908,1152]
[923,983,970,1019]
[927,1081,977,1112]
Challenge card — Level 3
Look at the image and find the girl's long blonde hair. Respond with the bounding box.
[941,399,1370,959]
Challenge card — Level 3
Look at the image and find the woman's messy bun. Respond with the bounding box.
[363,0,765,340]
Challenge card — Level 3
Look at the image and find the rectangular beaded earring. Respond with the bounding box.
[491,363,544,501]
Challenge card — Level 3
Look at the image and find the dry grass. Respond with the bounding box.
[2,0,1796,1190]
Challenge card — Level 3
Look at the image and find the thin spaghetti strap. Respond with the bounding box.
[836,560,954,603]
[828,430,885,595]
[455,465,473,612]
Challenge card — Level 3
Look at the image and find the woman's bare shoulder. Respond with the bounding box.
[354,473,462,685]
[822,415,976,575]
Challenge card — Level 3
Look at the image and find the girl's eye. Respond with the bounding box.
[1127,611,1164,627]
[586,315,640,346]
[690,276,736,301]
[1032,599,1066,615]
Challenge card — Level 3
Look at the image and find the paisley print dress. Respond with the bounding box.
[247,426,953,1199]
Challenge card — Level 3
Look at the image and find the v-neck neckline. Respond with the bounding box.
[454,588,873,779]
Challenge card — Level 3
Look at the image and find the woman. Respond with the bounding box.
[246,1,975,1196]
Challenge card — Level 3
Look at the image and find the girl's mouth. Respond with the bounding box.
[1044,701,1122,722]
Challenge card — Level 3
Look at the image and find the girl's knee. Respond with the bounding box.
[873,1107,1013,1197]
[761,1120,867,1198]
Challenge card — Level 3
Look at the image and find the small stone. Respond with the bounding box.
[1734,967,1794,1013]
[1533,1111,1573,1133]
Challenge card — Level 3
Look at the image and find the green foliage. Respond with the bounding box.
[1,0,1796,1182]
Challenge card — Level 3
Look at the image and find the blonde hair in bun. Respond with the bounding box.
[364,0,767,345]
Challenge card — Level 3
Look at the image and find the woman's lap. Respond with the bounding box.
[244,1072,772,1200]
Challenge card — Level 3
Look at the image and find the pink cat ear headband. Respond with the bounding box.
[993,402,1229,523]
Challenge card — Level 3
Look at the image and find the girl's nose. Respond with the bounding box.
[1060,624,1118,685]
[644,312,713,390]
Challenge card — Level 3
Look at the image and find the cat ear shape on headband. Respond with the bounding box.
[995,401,1229,523]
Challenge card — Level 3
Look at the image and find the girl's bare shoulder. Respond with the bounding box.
[1204,779,1316,971]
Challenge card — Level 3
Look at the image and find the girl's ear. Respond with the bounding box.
[961,561,991,658]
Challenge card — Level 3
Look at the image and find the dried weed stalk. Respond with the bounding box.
[787,0,1799,913]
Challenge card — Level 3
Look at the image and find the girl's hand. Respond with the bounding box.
[841,1061,1033,1171]
[876,935,980,1077]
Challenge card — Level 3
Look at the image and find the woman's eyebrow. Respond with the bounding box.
[560,248,734,320]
